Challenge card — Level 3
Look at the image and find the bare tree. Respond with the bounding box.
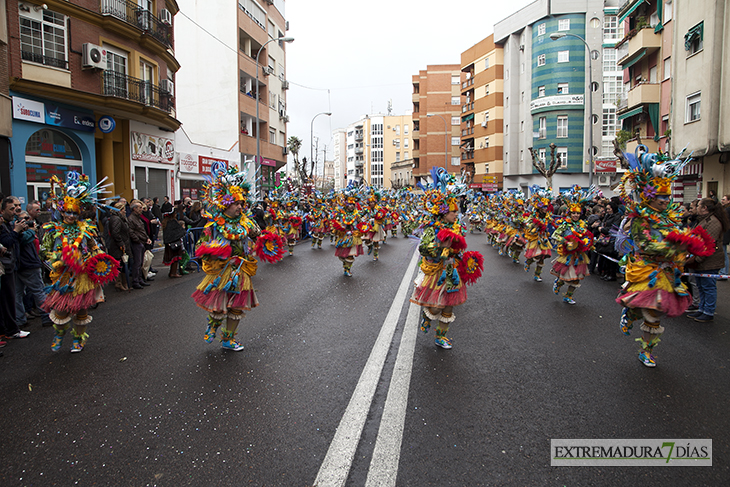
[528,143,561,191]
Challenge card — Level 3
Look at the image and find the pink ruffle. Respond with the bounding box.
[191,289,259,313]
[410,285,467,308]
[335,245,363,258]
[551,261,588,281]
[42,289,103,314]
[616,290,691,317]
[523,246,552,259]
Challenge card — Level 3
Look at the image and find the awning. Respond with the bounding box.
[619,48,647,69]
[618,106,643,121]
[684,22,703,51]
[619,0,647,25]
[461,113,474,122]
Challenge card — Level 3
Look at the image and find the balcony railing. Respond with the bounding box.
[21,50,68,69]
[102,71,174,113]
[100,0,172,48]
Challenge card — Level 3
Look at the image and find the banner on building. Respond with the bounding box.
[199,156,230,176]
[595,159,617,173]
[132,131,175,164]
[179,153,198,173]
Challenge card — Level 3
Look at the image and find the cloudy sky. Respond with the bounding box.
[284,0,534,170]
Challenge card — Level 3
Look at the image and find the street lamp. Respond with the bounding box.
[426,113,449,170]
[255,36,294,198]
[310,111,332,182]
[549,32,596,187]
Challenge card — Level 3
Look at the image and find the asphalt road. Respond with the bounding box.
[1,233,728,486]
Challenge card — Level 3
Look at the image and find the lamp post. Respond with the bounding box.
[427,113,449,170]
[310,111,332,183]
[550,32,595,187]
[255,36,294,198]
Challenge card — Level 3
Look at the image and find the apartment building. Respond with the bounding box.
[331,128,346,190]
[411,64,462,186]
[176,0,290,199]
[670,0,730,200]
[495,0,612,194]
[383,114,412,188]
[7,0,180,202]
[460,34,504,193]
[615,0,676,191]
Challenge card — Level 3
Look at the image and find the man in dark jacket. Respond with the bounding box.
[128,201,151,289]
[0,197,31,339]
[14,210,51,327]
[720,194,730,277]
[160,196,173,214]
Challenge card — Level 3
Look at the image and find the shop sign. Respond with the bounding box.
[12,96,44,123]
[199,156,229,175]
[179,152,198,173]
[255,156,277,167]
[98,116,116,133]
[45,104,95,132]
[482,183,498,192]
[132,131,175,164]
[595,159,617,173]
[530,94,584,112]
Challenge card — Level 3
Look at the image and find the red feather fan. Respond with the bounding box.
[456,251,484,285]
[436,228,467,251]
[254,230,287,263]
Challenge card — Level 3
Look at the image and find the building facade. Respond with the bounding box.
[495,0,610,194]
[8,0,181,203]
[331,128,346,190]
[411,64,462,186]
[670,0,729,200]
[383,114,412,188]
[460,34,504,193]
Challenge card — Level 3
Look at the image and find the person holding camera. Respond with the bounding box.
[14,210,51,328]
[0,196,31,340]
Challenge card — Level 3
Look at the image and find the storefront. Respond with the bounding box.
[129,121,175,202]
[178,153,235,201]
[9,93,96,205]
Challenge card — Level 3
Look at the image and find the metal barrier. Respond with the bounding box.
[183,227,206,272]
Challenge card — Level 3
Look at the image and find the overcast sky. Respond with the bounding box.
[284,0,534,171]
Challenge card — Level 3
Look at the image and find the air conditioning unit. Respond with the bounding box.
[282,80,289,90]
[283,147,289,156]
[263,66,274,76]
[481,121,487,128]
[82,43,107,70]
[282,115,290,123]
[160,79,174,96]
[159,8,172,25]
[597,174,611,186]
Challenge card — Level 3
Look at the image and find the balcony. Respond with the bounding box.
[100,0,172,48]
[627,137,658,155]
[102,71,174,113]
[354,146,364,155]
[21,51,68,70]
[626,83,660,110]
[618,28,661,69]
[354,131,363,141]
[462,102,474,113]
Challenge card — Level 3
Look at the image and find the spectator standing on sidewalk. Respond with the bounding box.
[685,198,729,323]
[128,201,151,289]
[14,210,51,328]
[719,194,730,278]
[0,196,31,340]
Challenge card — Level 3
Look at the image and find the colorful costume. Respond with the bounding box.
[192,163,280,351]
[42,172,119,353]
[331,186,364,276]
[410,168,483,349]
[550,186,597,304]
[523,186,554,282]
[615,146,712,367]
[363,189,387,261]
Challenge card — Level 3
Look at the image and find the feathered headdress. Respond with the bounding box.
[423,167,463,217]
[49,171,113,214]
[201,161,251,215]
[617,145,690,211]
[564,185,599,213]
[529,184,552,209]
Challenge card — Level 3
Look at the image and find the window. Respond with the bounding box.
[373,123,383,135]
[557,116,568,137]
[664,1,673,23]
[395,139,400,149]
[537,23,546,35]
[404,138,409,148]
[451,75,460,85]
[558,50,569,63]
[663,58,671,80]
[451,157,461,166]
[558,19,570,31]
[603,48,617,72]
[269,128,276,144]
[686,92,701,122]
[485,84,490,95]
[396,152,400,162]
[485,57,490,69]
[537,54,546,67]
[19,9,68,69]
[404,151,409,159]
[538,85,545,97]
[451,96,460,105]
[520,121,524,132]
[602,108,617,137]
[395,125,400,135]
[451,137,460,146]
[484,137,489,148]
[404,124,409,134]
[451,116,460,125]
[538,148,546,163]
[602,76,623,104]
[557,147,568,168]
[604,15,619,41]
[685,22,703,55]
[538,117,546,139]
[372,137,383,149]
[557,83,569,94]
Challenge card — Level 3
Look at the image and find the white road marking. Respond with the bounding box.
[313,249,420,487]
[365,301,419,487]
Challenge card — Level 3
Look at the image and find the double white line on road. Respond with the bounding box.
[314,250,420,487]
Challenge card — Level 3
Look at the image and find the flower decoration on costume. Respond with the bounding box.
[49,171,114,214]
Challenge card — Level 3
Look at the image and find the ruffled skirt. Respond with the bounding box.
[410,270,467,308]
[550,252,589,281]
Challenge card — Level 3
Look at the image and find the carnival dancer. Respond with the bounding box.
[523,186,554,281]
[331,186,364,276]
[504,193,527,264]
[192,163,281,351]
[306,193,327,249]
[42,172,119,353]
[615,147,713,367]
[362,189,388,261]
[550,186,597,304]
[280,195,303,256]
[411,168,483,349]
